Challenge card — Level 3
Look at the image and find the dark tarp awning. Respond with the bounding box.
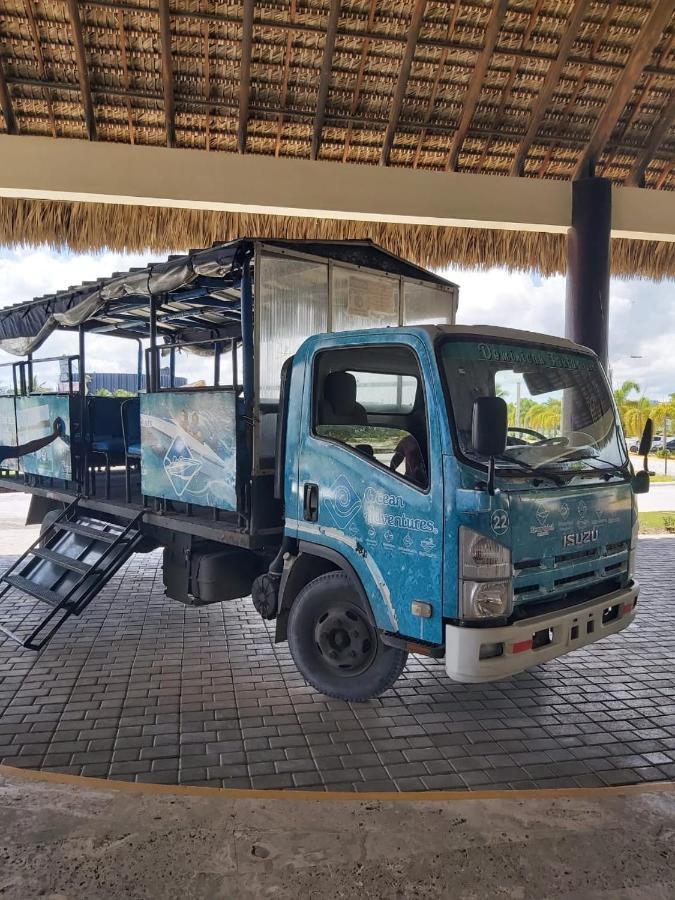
[0,238,455,355]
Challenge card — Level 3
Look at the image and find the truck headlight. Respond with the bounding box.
[462,580,512,619]
[460,526,511,580]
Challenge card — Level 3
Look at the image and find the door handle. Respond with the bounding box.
[303,483,319,522]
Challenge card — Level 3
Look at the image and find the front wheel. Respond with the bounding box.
[287,571,407,701]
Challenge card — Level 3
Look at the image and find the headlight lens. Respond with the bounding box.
[462,580,512,619]
[460,526,511,579]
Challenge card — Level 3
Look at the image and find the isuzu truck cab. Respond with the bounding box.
[0,239,648,702]
[263,324,646,700]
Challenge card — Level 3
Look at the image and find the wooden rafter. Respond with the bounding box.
[0,51,16,135]
[574,0,675,179]
[4,72,611,148]
[238,0,254,154]
[379,0,427,167]
[117,10,135,144]
[311,0,340,161]
[625,89,675,186]
[605,32,674,177]
[412,0,460,168]
[343,0,378,163]
[24,0,57,137]
[63,0,674,79]
[445,0,508,172]
[509,0,589,177]
[656,159,674,189]
[275,0,297,157]
[537,0,620,177]
[475,0,543,173]
[204,21,210,150]
[158,0,175,148]
[66,0,97,140]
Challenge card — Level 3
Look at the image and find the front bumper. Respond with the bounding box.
[445,580,638,683]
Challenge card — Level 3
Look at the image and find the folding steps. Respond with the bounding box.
[0,498,144,650]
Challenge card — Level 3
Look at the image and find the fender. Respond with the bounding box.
[280,540,375,623]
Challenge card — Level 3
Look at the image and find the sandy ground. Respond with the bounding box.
[0,490,39,553]
[0,769,674,899]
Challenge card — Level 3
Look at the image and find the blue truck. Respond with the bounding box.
[0,239,650,701]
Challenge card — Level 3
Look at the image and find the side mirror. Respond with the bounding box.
[632,470,650,495]
[472,396,508,458]
[472,397,508,495]
[638,418,653,473]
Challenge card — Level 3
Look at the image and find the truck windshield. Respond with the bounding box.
[440,338,627,476]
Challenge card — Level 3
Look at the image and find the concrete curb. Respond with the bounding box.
[2,763,674,802]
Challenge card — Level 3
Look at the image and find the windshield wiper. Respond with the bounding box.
[495,452,566,486]
[567,456,631,481]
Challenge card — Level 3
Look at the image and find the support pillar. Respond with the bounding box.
[565,177,611,371]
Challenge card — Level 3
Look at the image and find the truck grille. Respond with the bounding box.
[513,540,630,606]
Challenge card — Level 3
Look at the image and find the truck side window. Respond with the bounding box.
[313,346,429,489]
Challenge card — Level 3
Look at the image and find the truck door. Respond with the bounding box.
[294,337,444,644]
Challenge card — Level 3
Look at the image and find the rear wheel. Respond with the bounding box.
[287,571,407,701]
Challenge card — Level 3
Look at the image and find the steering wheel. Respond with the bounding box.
[507,427,568,448]
[532,436,569,447]
[507,426,548,444]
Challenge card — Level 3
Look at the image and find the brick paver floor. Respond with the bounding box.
[0,538,673,792]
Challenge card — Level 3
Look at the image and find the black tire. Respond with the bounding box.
[287,571,407,702]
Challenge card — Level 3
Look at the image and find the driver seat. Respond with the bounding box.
[320,372,368,427]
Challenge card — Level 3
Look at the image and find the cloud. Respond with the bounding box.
[0,248,157,389]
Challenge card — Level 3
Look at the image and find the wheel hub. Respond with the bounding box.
[314,604,376,675]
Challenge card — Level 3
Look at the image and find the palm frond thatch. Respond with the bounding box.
[0,196,673,280]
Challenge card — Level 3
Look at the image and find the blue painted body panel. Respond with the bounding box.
[16,394,73,479]
[284,327,634,644]
[140,391,238,511]
[0,396,18,468]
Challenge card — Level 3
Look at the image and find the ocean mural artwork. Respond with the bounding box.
[15,395,72,479]
[140,391,237,512]
[0,397,18,469]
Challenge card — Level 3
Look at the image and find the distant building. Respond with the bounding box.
[59,368,186,394]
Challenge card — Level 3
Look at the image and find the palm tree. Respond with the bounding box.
[613,380,641,433]
[526,398,562,435]
[623,397,652,438]
[650,400,675,438]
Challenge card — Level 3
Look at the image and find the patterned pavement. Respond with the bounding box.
[0,538,674,792]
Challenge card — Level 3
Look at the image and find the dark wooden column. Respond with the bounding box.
[565,177,611,371]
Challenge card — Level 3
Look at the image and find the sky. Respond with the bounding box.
[0,245,672,399]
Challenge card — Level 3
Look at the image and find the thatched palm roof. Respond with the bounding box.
[0,0,673,274]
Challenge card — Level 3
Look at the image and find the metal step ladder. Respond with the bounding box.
[0,498,144,650]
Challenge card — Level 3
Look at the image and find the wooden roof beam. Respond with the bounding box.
[158,0,175,148]
[380,0,427,167]
[24,0,57,137]
[117,10,135,144]
[476,0,543,173]
[311,0,340,161]
[343,0,378,163]
[0,53,17,135]
[412,0,460,168]
[67,1,675,79]
[238,0,254,154]
[625,90,675,186]
[509,0,589,177]
[536,0,620,177]
[65,0,97,141]
[445,0,508,172]
[574,0,675,179]
[275,0,297,157]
